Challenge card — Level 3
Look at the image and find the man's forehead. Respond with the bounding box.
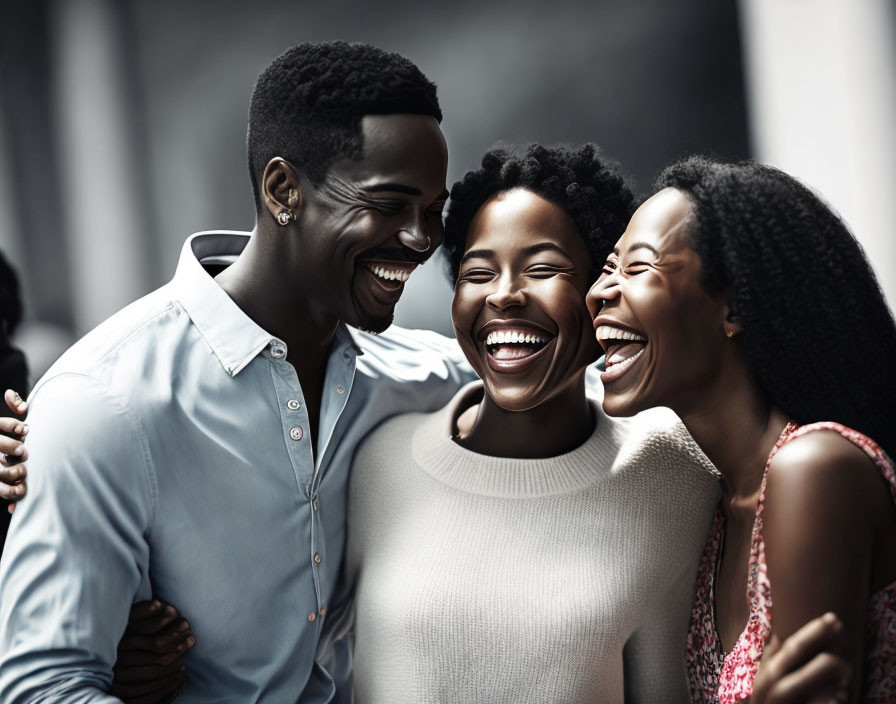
[327,113,448,193]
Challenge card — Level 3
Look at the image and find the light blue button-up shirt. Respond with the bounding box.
[0,232,474,703]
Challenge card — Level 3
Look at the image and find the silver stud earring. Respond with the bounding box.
[725,329,734,338]
[277,211,292,226]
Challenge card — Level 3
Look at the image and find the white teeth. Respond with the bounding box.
[366,264,412,282]
[595,325,647,345]
[605,346,645,371]
[485,330,548,346]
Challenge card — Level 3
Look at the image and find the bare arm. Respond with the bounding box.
[762,431,882,703]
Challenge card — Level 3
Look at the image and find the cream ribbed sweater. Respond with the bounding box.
[343,383,719,703]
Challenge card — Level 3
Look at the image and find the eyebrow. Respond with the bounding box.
[360,183,449,201]
[459,242,573,266]
[613,242,660,256]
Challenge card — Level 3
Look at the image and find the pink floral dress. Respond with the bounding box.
[686,422,896,703]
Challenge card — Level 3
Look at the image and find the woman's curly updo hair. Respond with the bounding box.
[443,144,636,284]
[657,156,896,459]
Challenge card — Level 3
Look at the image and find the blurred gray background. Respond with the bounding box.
[1,0,894,384]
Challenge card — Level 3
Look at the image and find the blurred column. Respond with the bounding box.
[50,0,154,333]
[738,0,896,309]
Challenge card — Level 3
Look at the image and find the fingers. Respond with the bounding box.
[111,602,194,704]
[129,600,168,623]
[0,416,29,473]
[114,657,188,684]
[768,613,844,676]
[4,389,27,417]
[765,652,851,704]
[125,602,183,636]
[117,601,194,668]
[117,629,195,668]
[109,664,186,703]
[0,416,28,441]
[0,409,29,504]
[0,470,26,501]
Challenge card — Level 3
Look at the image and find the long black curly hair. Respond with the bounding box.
[657,156,896,459]
[443,143,636,284]
[247,41,441,209]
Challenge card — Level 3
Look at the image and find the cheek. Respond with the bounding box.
[547,285,599,354]
[336,212,390,255]
[450,287,484,349]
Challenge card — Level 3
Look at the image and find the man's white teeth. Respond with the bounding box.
[595,325,647,345]
[606,347,645,370]
[485,330,547,346]
[366,264,411,282]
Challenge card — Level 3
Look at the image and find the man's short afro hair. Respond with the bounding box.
[443,144,636,284]
[247,41,442,209]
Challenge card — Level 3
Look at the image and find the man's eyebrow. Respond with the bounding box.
[360,183,423,196]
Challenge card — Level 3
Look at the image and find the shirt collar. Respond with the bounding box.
[173,231,274,377]
[173,230,364,376]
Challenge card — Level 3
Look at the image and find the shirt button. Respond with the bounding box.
[336,385,345,395]
[290,427,303,441]
[287,399,300,410]
[270,344,286,359]
[308,612,316,622]
[313,553,322,564]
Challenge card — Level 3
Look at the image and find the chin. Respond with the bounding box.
[354,308,394,334]
[484,380,548,413]
[600,392,644,419]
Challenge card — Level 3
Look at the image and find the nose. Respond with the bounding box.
[585,273,620,319]
[396,207,434,253]
[486,274,526,311]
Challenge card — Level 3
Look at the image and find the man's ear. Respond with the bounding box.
[261,158,302,225]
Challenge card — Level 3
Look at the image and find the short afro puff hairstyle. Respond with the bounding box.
[443,144,636,284]
[658,156,896,460]
[247,41,442,209]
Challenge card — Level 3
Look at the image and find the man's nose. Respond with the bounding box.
[397,209,432,253]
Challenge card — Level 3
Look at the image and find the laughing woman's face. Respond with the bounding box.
[586,188,731,418]
[451,188,600,412]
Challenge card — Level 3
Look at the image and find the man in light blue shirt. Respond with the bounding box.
[0,43,473,702]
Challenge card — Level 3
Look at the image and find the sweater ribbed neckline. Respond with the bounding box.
[411,382,625,498]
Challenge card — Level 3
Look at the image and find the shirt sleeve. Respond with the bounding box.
[0,373,156,703]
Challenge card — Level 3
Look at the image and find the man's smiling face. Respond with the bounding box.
[294,113,449,332]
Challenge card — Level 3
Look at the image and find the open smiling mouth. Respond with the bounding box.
[354,260,419,306]
[479,322,556,372]
[595,324,648,380]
